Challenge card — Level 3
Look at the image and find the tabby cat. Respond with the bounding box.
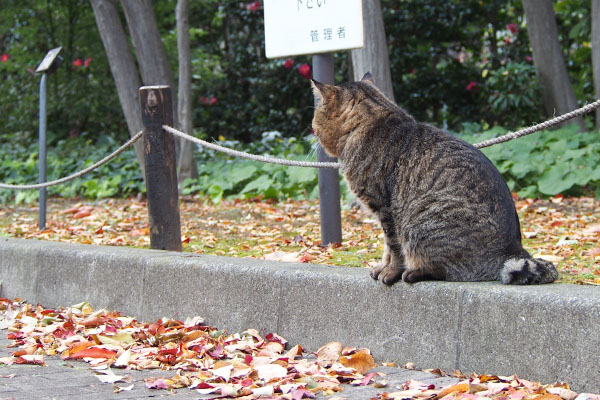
[311,73,557,285]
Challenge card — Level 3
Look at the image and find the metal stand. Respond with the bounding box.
[35,46,62,230]
[38,74,47,230]
[312,53,342,245]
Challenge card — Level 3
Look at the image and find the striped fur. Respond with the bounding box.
[311,73,557,285]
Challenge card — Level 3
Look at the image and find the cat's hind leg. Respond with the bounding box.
[401,250,445,283]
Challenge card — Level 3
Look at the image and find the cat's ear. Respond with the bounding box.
[311,79,332,102]
[360,72,374,83]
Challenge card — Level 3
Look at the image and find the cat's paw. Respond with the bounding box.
[374,264,404,286]
[401,269,429,284]
[370,263,387,280]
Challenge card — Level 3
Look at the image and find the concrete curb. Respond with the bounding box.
[0,237,599,392]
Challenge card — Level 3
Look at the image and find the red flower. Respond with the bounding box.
[209,97,217,105]
[72,58,83,67]
[525,56,533,62]
[504,36,511,45]
[0,53,9,63]
[84,57,92,68]
[201,97,208,104]
[284,58,294,69]
[298,63,311,79]
[247,1,260,11]
[465,81,477,91]
[506,23,518,34]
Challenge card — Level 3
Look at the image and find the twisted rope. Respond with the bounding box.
[0,130,143,190]
[473,99,600,149]
[162,125,341,168]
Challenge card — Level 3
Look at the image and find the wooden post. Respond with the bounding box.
[139,86,182,251]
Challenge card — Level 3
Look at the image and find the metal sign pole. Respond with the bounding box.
[38,73,48,230]
[35,46,62,231]
[263,1,362,246]
[312,53,342,245]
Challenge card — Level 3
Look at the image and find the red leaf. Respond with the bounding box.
[66,347,118,359]
[73,210,91,219]
[194,382,215,389]
[15,355,44,365]
[240,377,253,387]
[158,348,178,356]
[266,333,288,345]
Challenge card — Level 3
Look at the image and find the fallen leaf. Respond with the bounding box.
[66,347,118,360]
[533,253,563,263]
[291,387,316,399]
[73,210,92,219]
[582,248,600,257]
[434,382,469,399]
[15,354,45,365]
[95,369,128,384]
[340,349,377,374]
[256,363,288,382]
[145,377,170,390]
[316,341,342,367]
[546,387,578,400]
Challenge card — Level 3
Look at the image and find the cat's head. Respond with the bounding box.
[311,73,397,158]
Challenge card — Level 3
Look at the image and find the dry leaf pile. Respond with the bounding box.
[1,195,600,284]
[0,298,378,398]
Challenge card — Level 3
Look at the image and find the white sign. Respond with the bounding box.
[264,0,364,59]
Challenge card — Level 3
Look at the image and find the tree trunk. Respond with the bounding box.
[175,0,197,183]
[120,0,175,92]
[120,0,196,177]
[90,0,146,178]
[522,0,585,130]
[592,0,600,129]
[349,0,395,102]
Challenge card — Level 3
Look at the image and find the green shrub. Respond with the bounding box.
[0,131,144,204]
[182,131,329,203]
[461,124,600,198]
[3,123,600,205]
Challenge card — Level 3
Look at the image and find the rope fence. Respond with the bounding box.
[0,130,144,190]
[1,98,600,190]
[472,98,600,149]
[162,125,341,168]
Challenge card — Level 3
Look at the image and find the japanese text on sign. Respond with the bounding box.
[264,0,363,59]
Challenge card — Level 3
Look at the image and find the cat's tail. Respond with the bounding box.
[500,257,558,285]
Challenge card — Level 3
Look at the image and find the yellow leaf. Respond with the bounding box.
[339,349,377,374]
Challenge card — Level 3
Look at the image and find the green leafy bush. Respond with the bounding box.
[484,62,542,127]
[0,132,144,204]
[182,131,328,203]
[461,124,600,198]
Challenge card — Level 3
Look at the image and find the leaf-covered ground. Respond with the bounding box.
[0,195,599,285]
[2,298,600,399]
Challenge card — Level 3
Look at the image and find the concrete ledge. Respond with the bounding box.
[0,237,599,392]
